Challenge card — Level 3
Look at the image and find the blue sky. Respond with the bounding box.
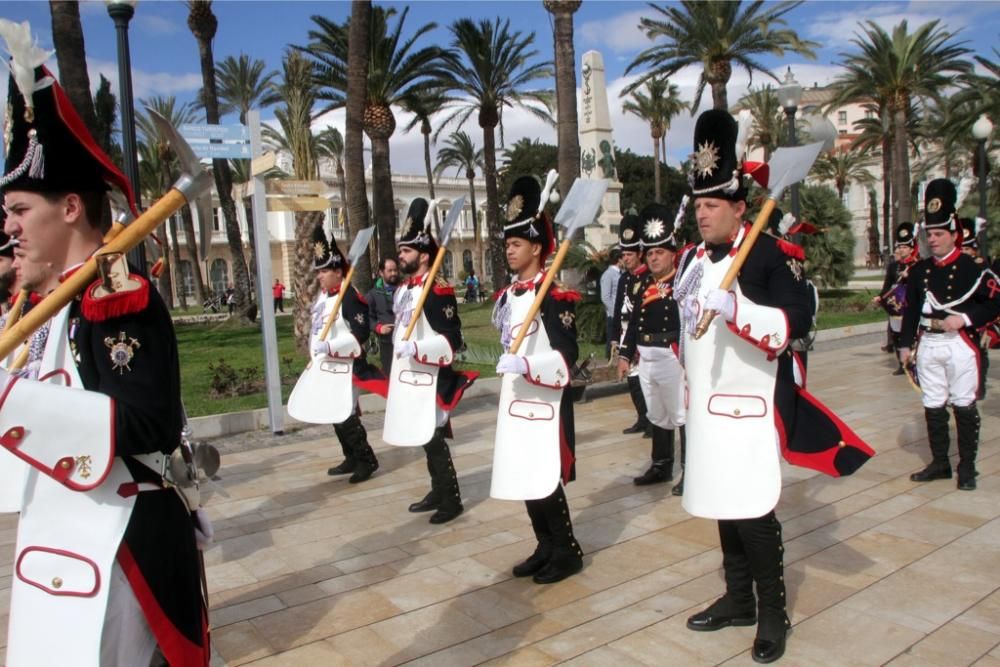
[3,1,998,171]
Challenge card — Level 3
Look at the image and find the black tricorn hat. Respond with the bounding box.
[397,198,437,254]
[894,222,915,246]
[639,203,677,250]
[923,178,957,231]
[689,109,745,202]
[311,223,346,271]
[503,175,555,261]
[2,66,137,215]
[618,211,642,250]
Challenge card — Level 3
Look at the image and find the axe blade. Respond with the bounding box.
[553,179,609,237]
[438,195,466,247]
[767,141,824,200]
[348,226,375,264]
[146,108,214,204]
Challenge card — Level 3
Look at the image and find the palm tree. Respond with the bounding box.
[266,50,324,350]
[737,85,785,161]
[49,0,98,136]
[812,147,876,200]
[136,96,206,307]
[544,0,582,203]
[399,87,455,234]
[435,131,484,275]
[621,77,688,202]
[92,74,121,164]
[187,0,254,322]
[851,106,893,250]
[315,126,348,227]
[344,0,372,295]
[136,139,176,307]
[625,1,818,111]
[215,53,281,124]
[438,18,554,290]
[302,6,448,263]
[829,19,972,233]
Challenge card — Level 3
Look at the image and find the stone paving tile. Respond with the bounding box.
[0,340,998,665]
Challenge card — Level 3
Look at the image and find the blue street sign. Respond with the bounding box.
[180,123,249,141]
[191,142,252,159]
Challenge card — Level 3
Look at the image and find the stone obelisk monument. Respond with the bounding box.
[578,50,623,249]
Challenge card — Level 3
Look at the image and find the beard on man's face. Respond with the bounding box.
[397,256,419,275]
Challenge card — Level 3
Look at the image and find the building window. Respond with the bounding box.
[838,110,848,125]
[865,109,875,120]
[178,260,195,298]
[210,258,229,293]
[462,249,473,274]
[442,250,454,280]
[839,129,848,135]
[213,208,224,232]
[395,208,403,230]
[462,208,473,231]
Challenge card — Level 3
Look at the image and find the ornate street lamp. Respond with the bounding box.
[778,67,804,224]
[972,114,993,254]
[106,0,146,274]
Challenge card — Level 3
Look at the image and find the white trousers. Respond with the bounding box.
[100,561,157,667]
[916,332,979,408]
[637,345,686,429]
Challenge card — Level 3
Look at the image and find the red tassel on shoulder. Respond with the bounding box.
[81,275,150,322]
[776,239,805,261]
[432,284,455,296]
[353,286,368,305]
[550,287,581,302]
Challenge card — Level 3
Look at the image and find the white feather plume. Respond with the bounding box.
[734,109,753,160]
[0,20,53,116]
[672,194,689,231]
[954,175,975,211]
[779,212,796,237]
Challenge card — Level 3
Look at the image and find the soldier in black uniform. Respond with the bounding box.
[899,181,1000,491]
[958,218,992,398]
[873,223,920,375]
[386,199,478,524]
[309,224,382,483]
[617,203,685,489]
[1,62,209,664]
[494,175,584,583]
[612,211,651,438]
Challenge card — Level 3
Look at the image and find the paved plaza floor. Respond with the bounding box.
[1,336,999,666]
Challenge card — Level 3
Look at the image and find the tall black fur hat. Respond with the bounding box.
[618,211,642,250]
[311,223,346,271]
[503,175,555,261]
[689,109,746,202]
[639,203,677,250]
[923,179,957,231]
[397,198,437,254]
[894,222,915,247]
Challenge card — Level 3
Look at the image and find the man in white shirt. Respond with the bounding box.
[600,249,622,357]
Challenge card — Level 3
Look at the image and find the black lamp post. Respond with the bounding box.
[972,113,993,255]
[778,67,804,225]
[106,0,146,275]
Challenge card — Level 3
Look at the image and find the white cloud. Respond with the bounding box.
[578,9,648,55]
[134,14,181,35]
[87,58,202,100]
[805,2,971,49]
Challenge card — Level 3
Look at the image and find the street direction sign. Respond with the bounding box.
[190,142,252,159]
[180,123,249,141]
[267,196,331,212]
[266,179,329,196]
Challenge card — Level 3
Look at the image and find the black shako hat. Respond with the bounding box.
[2,66,137,215]
[689,109,746,202]
[618,211,642,250]
[397,198,437,254]
[923,178,958,232]
[311,223,346,271]
[639,203,677,251]
[503,175,555,261]
[894,222,915,247]
[958,218,978,249]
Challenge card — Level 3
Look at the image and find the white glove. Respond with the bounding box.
[704,288,736,322]
[193,507,214,550]
[396,340,417,359]
[496,353,528,375]
[311,340,330,357]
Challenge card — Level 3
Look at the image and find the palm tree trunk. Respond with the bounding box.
[370,135,397,266]
[467,173,482,277]
[344,0,373,299]
[881,140,892,262]
[242,196,258,298]
[653,135,662,203]
[168,214,187,310]
[158,225,174,308]
[292,210,324,352]
[482,125,506,291]
[191,28,253,322]
[423,130,441,236]
[180,206,206,304]
[49,1,98,136]
[892,106,912,228]
[551,3,581,204]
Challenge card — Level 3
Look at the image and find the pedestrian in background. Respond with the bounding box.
[367,257,400,372]
[600,248,622,358]
[272,278,286,313]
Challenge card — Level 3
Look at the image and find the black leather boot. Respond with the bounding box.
[409,441,440,512]
[622,375,650,434]
[513,499,551,577]
[337,415,378,484]
[532,487,583,584]
[746,514,790,663]
[672,427,686,496]
[426,428,463,524]
[328,427,356,475]
[954,404,980,490]
[635,427,674,485]
[910,407,952,482]
[688,519,757,631]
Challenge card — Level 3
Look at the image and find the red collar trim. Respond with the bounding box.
[933,247,960,267]
[633,264,649,276]
[406,273,429,288]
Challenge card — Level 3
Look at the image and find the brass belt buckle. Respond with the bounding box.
[930,318,945,333]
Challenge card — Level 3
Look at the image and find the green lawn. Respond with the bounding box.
[175,290,886,417]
